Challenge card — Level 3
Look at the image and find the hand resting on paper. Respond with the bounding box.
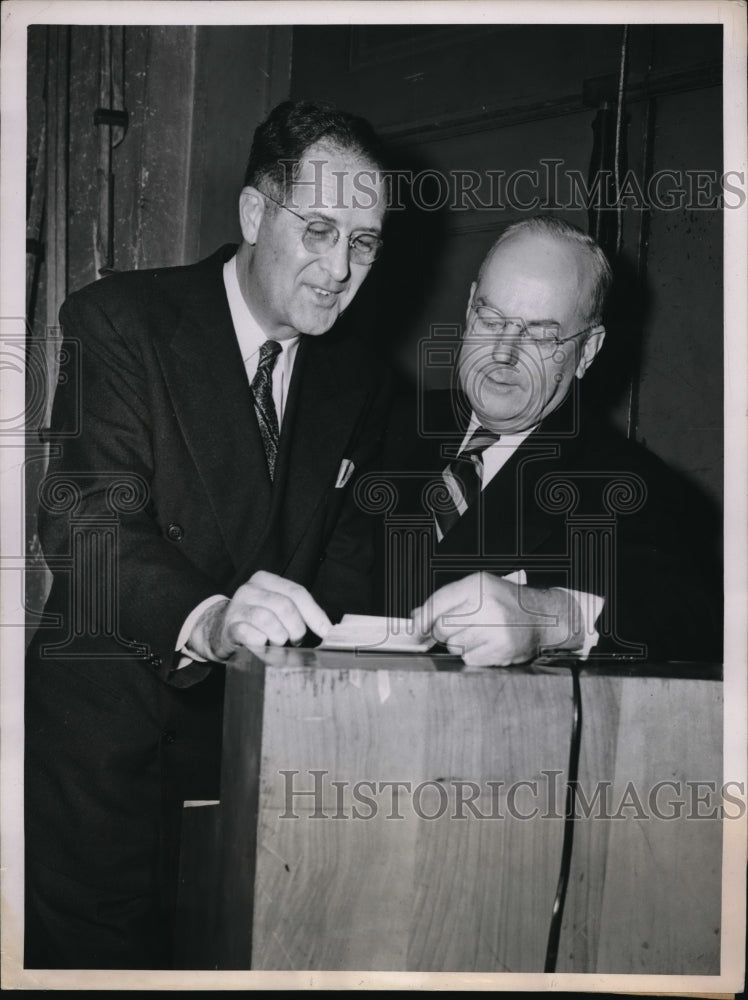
[188,570,333,661]
[410,572,583,667]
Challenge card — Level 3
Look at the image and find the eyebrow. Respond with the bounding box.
[475,295,560,327]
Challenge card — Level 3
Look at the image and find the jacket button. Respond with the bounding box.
[163,730,176,744]
[149,653,162,668]
[167,522,184,542]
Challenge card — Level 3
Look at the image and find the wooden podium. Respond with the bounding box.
[175,648,723,974]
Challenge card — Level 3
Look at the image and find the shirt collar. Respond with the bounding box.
[462,412,538,452]
[223,254,299,362]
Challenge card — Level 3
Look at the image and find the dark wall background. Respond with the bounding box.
[289,24,723,515]
[25,24,293,633]
[25,22,724,633]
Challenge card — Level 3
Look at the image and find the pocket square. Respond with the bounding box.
[335,458,355,489]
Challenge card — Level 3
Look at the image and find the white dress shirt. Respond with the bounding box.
[222,254,299,424]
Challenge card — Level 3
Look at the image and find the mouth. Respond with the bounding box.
[307,284,342,305]
[483,368,522,389]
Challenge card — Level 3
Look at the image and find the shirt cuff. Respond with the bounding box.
[175,594,230,668]
[554,587,605,658]
[500,572,604,660]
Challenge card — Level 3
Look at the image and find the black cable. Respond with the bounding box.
[614,25,629,257]
[544,662,583,973]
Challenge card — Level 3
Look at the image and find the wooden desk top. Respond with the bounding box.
[228,643,723,680]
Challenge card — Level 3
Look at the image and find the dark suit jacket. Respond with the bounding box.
[372,384,722,664]
[25,245,392,902]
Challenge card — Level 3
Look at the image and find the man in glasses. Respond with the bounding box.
[25,100,390,968]
[381,216,720,667]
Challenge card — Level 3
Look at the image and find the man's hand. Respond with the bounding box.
[411,572,582,667]
[188,571,333,662]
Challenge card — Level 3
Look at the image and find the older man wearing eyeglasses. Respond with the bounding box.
[25,100,391,969]
[380,216,721,670]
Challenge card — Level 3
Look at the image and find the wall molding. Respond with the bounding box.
[380,63,722,144]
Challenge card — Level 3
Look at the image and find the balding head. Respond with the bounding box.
[457,219,610,433]
[478,216,612,326]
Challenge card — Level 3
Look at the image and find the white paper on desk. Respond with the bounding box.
[318,614,436,653]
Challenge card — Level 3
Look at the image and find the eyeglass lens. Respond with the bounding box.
[301,223,381,264]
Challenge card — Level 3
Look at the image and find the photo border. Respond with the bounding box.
[1,0,745,992]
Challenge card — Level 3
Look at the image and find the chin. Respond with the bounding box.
[473,388,521,420]
[294,309,341,337]
[473,398,537,434]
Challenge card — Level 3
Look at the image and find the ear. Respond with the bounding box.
[575,325,606,379]
[465,281,477,326]
[239,187,267,246]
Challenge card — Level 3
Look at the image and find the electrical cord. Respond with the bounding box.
[544,662,583,973]
[614,25,629,256]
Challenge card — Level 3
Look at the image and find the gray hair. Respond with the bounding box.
[479,216,613,324]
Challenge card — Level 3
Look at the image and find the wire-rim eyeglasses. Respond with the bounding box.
[260,189,384,265]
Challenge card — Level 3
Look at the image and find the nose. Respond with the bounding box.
[319,235,351,283]
[491,334,521,365]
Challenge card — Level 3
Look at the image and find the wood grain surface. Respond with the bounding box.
[558,673,723,974]
[175,649,723,975]
[251,655,573,971]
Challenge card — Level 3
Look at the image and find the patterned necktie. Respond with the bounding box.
[433,426,501,538]
[251,339,282,479]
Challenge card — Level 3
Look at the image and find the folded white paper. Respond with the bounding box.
[318,614,436,653]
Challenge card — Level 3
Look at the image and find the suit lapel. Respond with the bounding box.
[155,250,273,568]
[269,335,368,572]
[435,391,584,566]
[433,440,551,575]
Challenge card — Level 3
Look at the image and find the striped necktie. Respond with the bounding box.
[251,339,282,479]
[433,425,501,538]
